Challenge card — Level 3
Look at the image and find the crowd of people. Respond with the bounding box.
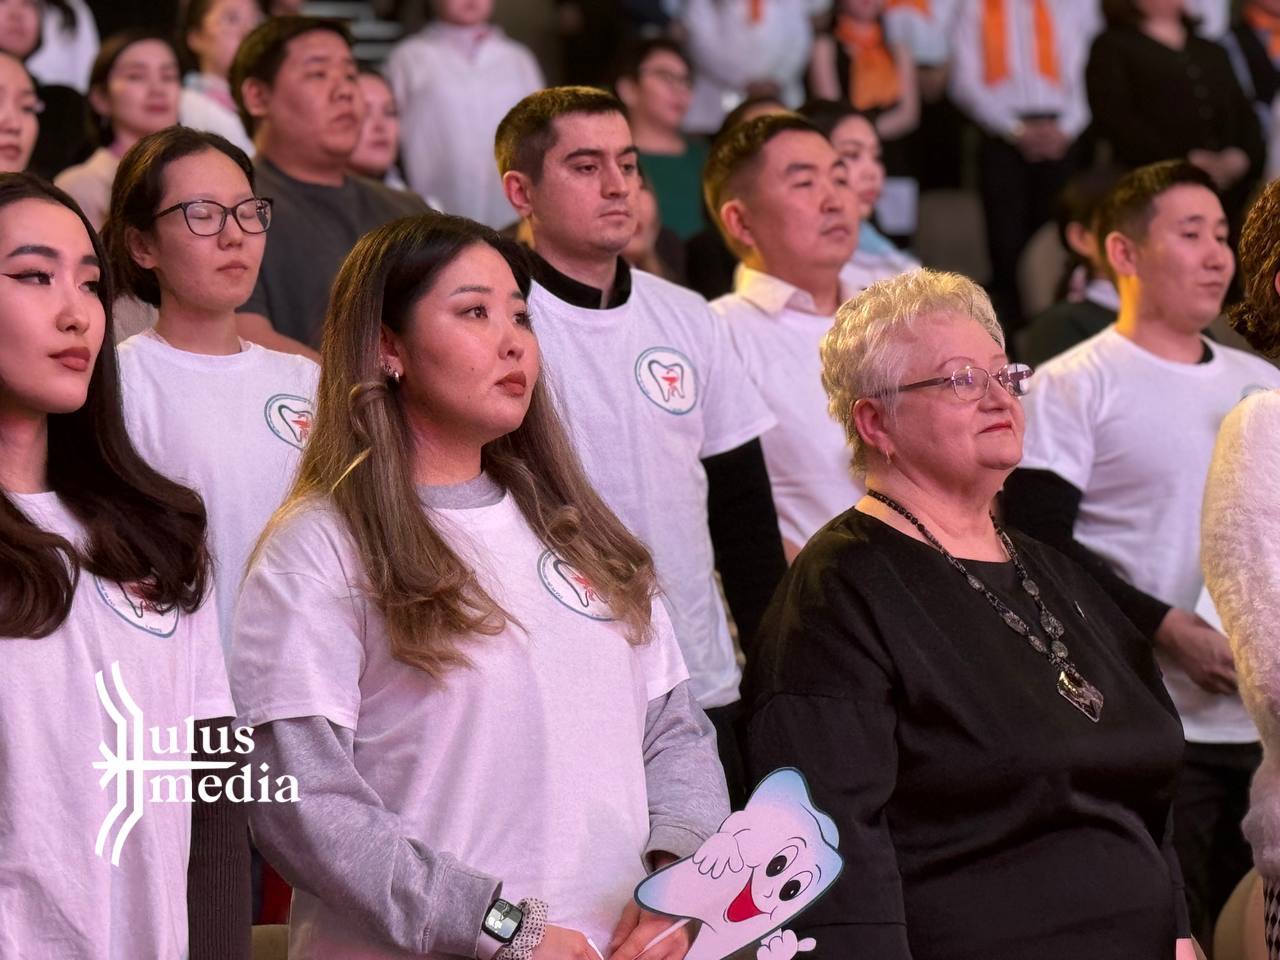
[6,1,1280,959]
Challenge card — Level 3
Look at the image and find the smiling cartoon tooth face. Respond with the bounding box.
[634,768,842,960]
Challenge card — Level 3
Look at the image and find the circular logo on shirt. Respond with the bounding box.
[634,346,699,416]
[264,393,314,449]
[94,577,180,637]
[537,550,615,621]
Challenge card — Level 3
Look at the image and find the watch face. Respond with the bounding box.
[484,900,522,942]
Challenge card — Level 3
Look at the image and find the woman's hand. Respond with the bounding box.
[606,901,692,960]
[530,925,603,960]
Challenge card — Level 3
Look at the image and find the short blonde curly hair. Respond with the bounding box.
[820,270,1004,476]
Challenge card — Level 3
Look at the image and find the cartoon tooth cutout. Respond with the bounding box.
[634,768,842,960]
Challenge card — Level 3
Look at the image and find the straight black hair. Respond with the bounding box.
[0,173,211,638]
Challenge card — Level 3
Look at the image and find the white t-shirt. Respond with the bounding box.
[1019,326,1280,742]
[230,492,689,958]
[0,493,232,959]
[26,0,97,92]
[117,334,319,652]
[529,268,776,708]
[384,24,543,228]
[178,75,254,155]
[712,267,863,547]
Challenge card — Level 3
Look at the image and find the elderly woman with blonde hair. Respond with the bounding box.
[742,269,1195,960]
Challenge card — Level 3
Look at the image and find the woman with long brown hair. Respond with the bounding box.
[0,172,245,958]
[231,212,728,960]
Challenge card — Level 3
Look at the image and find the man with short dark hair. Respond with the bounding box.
[231,16,426,355]
[1005,159,1280,947]
[705,113,863,559]
[496,85,786,812]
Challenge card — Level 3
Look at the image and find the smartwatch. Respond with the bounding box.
[482,898,525,945]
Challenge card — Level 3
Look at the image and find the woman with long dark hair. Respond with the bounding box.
[231,212,728,959]
[0,173,246,957]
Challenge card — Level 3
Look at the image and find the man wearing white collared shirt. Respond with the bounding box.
[705,113,862,559]
[949,0,1100,334]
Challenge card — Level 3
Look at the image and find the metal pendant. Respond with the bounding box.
[1058,669,1104,723]
[1050,639,1069,660]
[1022,577,1040,597]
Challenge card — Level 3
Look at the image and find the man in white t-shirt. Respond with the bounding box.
[495,86,785,802]
[704,113,862,558]
[1004,160,1280,947]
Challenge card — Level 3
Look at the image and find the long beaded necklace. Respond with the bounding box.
[867,489,1105,723]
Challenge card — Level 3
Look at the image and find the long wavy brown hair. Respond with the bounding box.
[264,213,659,678]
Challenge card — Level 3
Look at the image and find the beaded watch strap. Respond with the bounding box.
[494,899,548,960]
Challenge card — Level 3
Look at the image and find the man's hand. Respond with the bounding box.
[606,903,691,960]
[1155,607,1237,694]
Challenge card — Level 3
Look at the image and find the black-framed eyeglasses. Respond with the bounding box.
[872,362,1034,402]
[153,197,273,237]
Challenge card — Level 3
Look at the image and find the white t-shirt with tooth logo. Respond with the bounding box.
[116,333,320,654]
[0,492,232,960]
[528,268,776,708]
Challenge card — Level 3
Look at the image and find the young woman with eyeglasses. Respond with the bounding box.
[103,126,318,654]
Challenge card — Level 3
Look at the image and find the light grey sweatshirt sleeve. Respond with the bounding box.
[252,679,727,955]
[642,680,732,862]
[249,717,500,957]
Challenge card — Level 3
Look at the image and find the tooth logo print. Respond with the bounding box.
[635,347,698,415]
[94,577,180,637]
[263,393,314,449]
[537,550,615,620]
